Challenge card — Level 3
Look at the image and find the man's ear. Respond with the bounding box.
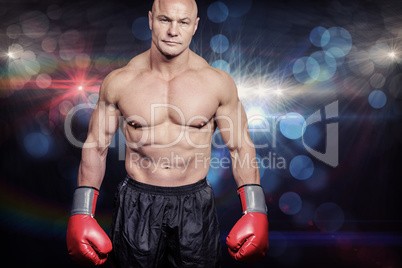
[148,11,153,31]
[193,17,200,35]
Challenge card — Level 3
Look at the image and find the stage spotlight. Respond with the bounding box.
[388,51,396,59]
[246,107,267,127]
[78,86,83,91]
[275,88,283,95]
[7,44,24,59]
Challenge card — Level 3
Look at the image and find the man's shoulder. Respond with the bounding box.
[103,52,148,88]
[189,54,237,104]
[199,65,236,95]
[190,54,234,87]
[99,52,149,104]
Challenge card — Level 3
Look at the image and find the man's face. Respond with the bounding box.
[149,0,199,58]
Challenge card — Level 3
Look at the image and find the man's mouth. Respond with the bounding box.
[163,40,180,45]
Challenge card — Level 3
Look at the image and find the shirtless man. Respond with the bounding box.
[66,0,268,267]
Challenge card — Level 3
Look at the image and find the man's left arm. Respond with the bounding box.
[215,71,269,262]
[215,75,259,186]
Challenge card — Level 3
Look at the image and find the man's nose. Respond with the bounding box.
[168,22,179,37]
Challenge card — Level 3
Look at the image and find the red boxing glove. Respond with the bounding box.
[226,184,269,262]
[66,187,113,266]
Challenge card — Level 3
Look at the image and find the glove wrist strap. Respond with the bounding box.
[238,184,267,215]
[71,186,99,217]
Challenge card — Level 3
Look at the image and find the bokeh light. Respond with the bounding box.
[41,37,57,52]
[20,11,49,39]
[36,73,52,89]
[207,1,229,23]
[23,132,50,158]
[310,26,327,47]
[132,17,152,41]
[292,56,319,83]
[314,202,345,232]
[289,155,314,180]
[309,51,337,81]
[58,29,83,61]
[210,34,229,53]
[59,100,73,116]
[368,90,387,109]
[369,73,386,89]
[211,59,230,73]
[295,26,351,84]
[280,112,306,139]
[279,192,303,215]
[75,53,91,69]
[321,27,352,58]
[6,24,21,39]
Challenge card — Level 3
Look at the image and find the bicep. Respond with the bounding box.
[215,77,248,151]
[86,101,120,147]
[85,73,121,148]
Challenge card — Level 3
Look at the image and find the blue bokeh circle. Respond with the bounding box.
[280,112,306,139]
[368,90,387,109]
[210,34,229,53]
[289,155,314,180]
[207,1,229,23]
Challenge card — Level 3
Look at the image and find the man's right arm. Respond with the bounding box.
[77,71,121,189]
[67,71,121,266]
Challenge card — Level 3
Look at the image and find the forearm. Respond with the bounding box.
[230,144,260,187]
[68,144,112,266]
[77,146,108,189]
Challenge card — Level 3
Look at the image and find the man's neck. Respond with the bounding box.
[149,44,191,80]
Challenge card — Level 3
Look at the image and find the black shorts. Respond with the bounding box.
[109,175,221,268]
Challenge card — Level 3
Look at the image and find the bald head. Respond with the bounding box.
[152,0,198,20]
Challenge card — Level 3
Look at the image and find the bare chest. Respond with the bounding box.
[118,74,219,128]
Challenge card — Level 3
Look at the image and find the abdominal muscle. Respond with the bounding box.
[124,123,214,187]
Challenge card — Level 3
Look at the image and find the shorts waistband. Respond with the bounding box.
[124,174,208,195]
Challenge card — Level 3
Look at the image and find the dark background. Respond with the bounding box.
[1,0,402,267]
